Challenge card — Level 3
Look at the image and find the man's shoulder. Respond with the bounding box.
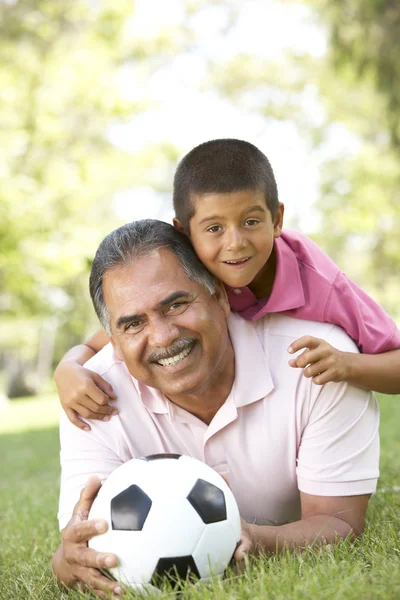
[259,313,360,354]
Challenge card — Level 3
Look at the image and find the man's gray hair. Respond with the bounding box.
[89,219,217,334]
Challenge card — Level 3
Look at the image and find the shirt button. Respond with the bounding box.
[233,288,242,295]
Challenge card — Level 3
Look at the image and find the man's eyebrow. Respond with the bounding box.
[115,292,192,330]
[159,291,193,306]
[116,313,144,330]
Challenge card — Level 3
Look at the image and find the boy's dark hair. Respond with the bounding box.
[173,138,279,231]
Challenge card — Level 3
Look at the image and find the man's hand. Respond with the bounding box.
[55,361,118,431]
[53,476,121,598]
[288,336,350,385]
[233,519,254,563]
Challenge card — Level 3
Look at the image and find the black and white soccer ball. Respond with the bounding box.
[88,454,241,593]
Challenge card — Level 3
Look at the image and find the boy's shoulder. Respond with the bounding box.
[279,229,341,285]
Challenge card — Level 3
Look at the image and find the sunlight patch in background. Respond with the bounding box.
[108,0,354,232]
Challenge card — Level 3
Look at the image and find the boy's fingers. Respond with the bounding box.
[79,398,116,416]
[312,369,335,385]
[303,359,329,379]
[86,382,113,407]
[92,373,117,399]
[75,405,117,422]
[290,347,326,369]
[66,408,91,431]
[288,336,321,354]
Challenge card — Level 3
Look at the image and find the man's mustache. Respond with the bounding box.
[148,338,196,363]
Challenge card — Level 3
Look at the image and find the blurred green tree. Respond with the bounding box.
[310,0,400,149]
[0,0,188,389]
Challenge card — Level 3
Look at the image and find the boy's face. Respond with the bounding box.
[175,189,283,290]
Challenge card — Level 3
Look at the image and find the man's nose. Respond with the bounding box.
[148,317,180,348]
[225,228,246,251]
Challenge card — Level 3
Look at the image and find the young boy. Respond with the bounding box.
[55,138,400,430]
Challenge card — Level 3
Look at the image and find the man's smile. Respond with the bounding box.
[156,343,194,366]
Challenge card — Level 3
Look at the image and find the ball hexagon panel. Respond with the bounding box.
[111,484,152,531]
[192,519,238,579]
[187,478,227,524]
[151,555,200,589]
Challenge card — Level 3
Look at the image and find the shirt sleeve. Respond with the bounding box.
[324,271,400,353]
[296,325,380,497]
[57,411,124,530]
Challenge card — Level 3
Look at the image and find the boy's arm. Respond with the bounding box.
[289,337,400,394]
[54,329,117,431]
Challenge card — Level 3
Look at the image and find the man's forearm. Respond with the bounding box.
[248,514,354,554]
[52,544,76,588]
[346,348,400,394]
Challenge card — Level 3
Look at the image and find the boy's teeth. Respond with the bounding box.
[157,345,192,366]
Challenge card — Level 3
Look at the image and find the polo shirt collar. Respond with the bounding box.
[227,312,274,407]
[135,312,274,418]
[265,235,305,312]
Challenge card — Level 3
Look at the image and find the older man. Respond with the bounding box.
[52,220,379,596]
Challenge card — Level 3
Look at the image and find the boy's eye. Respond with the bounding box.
[206,225,222,233]
[244,219,260,227]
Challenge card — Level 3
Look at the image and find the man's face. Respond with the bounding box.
[103,248,232,399]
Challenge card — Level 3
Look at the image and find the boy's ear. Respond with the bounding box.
[214,280,230,317]
[172,218,186,234]
[273,203,284,238]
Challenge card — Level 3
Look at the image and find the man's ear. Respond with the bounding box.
[214,280,230,317]
[273,203,284,238]
[110,336,124,361]
[172,218,186,234]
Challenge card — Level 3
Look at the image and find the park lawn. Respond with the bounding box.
[0,394,399,600]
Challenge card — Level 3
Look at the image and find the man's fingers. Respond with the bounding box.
[66,408,91,432]
[288,336,321,355]
[72,544,117,570]
[74,565,121,596]
[63,518,107,545]
[71,475,103,522]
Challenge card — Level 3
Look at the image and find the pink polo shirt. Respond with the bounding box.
[58,313,379,530]
[226,229,400,354]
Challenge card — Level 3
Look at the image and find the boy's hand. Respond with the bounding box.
[288,336,350,385]
[55,362,118,431]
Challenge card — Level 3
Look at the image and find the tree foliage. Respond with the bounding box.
[311,0,400,149]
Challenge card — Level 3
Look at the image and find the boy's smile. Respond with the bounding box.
[186,190,284,298]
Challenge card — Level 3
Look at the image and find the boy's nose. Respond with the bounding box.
[226,230,246,251]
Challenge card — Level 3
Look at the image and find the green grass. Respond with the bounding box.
[1,394,400,600]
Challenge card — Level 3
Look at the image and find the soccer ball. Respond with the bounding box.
[88,454,241,593]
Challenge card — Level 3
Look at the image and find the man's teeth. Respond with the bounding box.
[157,345,192,366]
